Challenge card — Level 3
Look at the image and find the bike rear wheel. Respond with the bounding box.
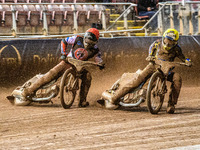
[60,68,77,109]
[146,71,165,114]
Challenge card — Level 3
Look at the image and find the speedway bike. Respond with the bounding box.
[7,58,103,108]
[60,58,103,109]
[146,59,190,114]
[100,59,190,114]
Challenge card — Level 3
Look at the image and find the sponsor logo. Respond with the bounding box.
[33,54,59,64]
[74,48,88,60]
[0,45,22,66]
[0,45,59,67]
[67,36,76,44]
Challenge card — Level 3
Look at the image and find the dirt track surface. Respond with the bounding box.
[1,84,200,150]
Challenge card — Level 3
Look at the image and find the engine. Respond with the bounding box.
[123,88,146,104]
[35,85,59,98]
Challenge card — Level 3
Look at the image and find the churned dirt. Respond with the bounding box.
[0,72,200,150]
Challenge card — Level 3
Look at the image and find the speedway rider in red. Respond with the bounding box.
[22,28,103,107]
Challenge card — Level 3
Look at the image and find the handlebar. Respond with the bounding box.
[67,57,104,72]
[150,59,191,76]
[169,61,191,67]
[146,56,191,67]
[154,59,191,67]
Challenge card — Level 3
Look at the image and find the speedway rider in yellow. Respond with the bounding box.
[105,28,192,114]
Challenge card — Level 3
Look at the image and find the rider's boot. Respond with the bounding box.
[78,70,91,107]
[78,100,89,107]
[101,90,119,109]
[104,64,155,109]
[21,88,31,99]
[104,99,119,109]
[167,103,175,114]
[21,61,69,98]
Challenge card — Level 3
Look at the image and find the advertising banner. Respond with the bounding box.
[0,36,199,86]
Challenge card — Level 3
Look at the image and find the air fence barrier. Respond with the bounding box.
[0,36,200,86]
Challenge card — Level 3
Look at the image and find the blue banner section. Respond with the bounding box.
[0,36,200,86]
[0,39,61,84]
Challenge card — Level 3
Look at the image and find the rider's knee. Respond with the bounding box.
[82,71,92,82]
[87,73,92,81]
[173,73,182,85]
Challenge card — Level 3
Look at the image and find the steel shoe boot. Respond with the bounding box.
[167,104,175,114]
[78,101,89,107]
[104,99,119,110]
[21,88,31,98]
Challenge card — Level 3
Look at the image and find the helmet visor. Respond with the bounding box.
[84,37,97,48]
[84,32,97,42]
[163,38,177,50]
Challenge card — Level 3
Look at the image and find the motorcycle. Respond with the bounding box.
[100,59,190,114]
[7,58,103,108]
[146,60,190,114]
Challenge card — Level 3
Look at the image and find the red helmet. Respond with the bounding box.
[84,28,100,41]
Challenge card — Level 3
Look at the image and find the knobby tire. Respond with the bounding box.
[60,68,77,109]
[146,71,165,114]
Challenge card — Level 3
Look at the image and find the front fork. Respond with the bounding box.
[159,79,167,97]
[154,75,167,97]
[66,70,81,92]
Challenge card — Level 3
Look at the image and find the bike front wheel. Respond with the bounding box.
[146,71,165,114]
[60,68,77,109]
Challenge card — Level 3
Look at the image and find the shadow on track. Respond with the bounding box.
[175,107,200,114]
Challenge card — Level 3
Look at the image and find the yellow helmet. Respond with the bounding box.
[162,28,179,51]
[163,28,179,42]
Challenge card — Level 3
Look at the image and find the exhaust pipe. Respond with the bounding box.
[119,97,144,107]
[31,93,56,102]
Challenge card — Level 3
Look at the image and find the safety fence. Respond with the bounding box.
[157,1,200,36]
[0,36,200,86]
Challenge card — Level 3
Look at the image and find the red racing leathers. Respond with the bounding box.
[23,35,103,107]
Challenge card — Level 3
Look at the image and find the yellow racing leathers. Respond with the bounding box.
[144,39,191,106]
[108,39,191,108]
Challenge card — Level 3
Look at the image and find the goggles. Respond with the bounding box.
[163,38,177,50]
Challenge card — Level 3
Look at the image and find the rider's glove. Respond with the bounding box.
[60,55,69,63]
[99,63,105,70]
[60,55,66,60]
[185,59,192,67]
[146,56,155,62]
